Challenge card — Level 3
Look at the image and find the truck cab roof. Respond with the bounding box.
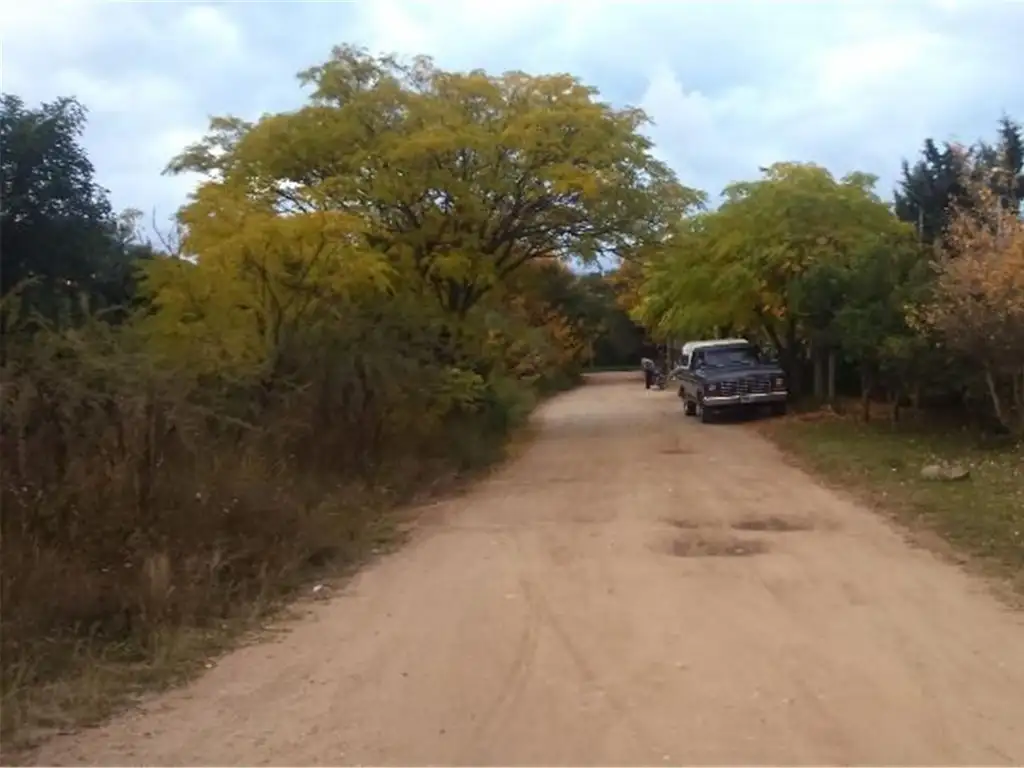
[680,338,751,357]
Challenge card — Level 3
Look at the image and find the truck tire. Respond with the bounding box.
[683,399,696,416]
[695,397,715,424]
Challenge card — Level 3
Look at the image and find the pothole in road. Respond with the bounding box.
[665,518,702,530]
[669,534,768,558]
[731,516,812,533]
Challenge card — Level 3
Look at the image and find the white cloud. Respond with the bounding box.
[48,69,189,116]
[175,5,244,60]
[2,0,1022,223]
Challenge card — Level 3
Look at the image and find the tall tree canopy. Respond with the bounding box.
[895,116,1023,246]
[164,45,701,320]
[0,94,152,334]
[632,163,912,383]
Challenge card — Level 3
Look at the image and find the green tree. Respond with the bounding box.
[630,212,723,340]
[634,163,911,393]
[0,95,150,352]
[165,46,700,319]
[830,235,931,420]
[894,116,1023,246]
[979,116,1024,214]
[573,272,647,367]
[894,138,969,246]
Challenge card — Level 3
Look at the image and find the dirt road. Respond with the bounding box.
[35,373,1024,766]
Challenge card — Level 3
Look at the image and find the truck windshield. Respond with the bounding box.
[703,346,759,367]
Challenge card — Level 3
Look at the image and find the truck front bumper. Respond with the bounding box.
[704,391,788,407]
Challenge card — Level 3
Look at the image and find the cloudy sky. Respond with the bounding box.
[3,0,1022,228]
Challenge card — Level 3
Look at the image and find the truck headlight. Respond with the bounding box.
[707,382,720,393]
[772,376,786,390]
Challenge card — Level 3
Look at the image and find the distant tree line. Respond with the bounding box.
[631,116,1023,434]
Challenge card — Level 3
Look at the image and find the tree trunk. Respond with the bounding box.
[813,350,824,401]
[138,387,158,524]
[780,320,802,400]
[0,310,7,368]
[1013,367,1024,432]
[826,349,837,404]
[781,346,802,399]
[890,389,901,426]
[316,363,333,443]
[860,367,872,423]
[764,319,802,399]
[983,368,1012,433]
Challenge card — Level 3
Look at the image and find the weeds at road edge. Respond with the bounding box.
[759,413,1023,598]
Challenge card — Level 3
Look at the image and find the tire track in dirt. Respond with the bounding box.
[462,540,541,757]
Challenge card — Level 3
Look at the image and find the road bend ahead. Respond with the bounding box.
[36,372,1024,766]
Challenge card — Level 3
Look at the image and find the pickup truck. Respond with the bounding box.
[671,339,788,423]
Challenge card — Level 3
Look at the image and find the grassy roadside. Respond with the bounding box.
[759,412,1023,594]
[1,383,565,763]
[2,485,402,762]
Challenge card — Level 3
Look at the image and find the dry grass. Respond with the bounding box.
[2,461,413,760]
[1,446,516,761]
[0,325,558,760]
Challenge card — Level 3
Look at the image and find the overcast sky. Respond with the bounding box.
[3,0,1023,229]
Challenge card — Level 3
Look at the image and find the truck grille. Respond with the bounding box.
[717,375,772,396]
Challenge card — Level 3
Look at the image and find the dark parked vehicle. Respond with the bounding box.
[671,339,788,423]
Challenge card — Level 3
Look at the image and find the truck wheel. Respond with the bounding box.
[683,399,696,416]
[695,398,714,424]
[771,402,788,417]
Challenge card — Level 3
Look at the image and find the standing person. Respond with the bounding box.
[641,356,655,389]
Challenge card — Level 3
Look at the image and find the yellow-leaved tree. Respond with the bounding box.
[922,170,1024,433]
[136,178,393,378]
[163,45,699,320]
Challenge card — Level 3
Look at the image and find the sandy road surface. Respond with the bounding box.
[34,373,1024,766]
